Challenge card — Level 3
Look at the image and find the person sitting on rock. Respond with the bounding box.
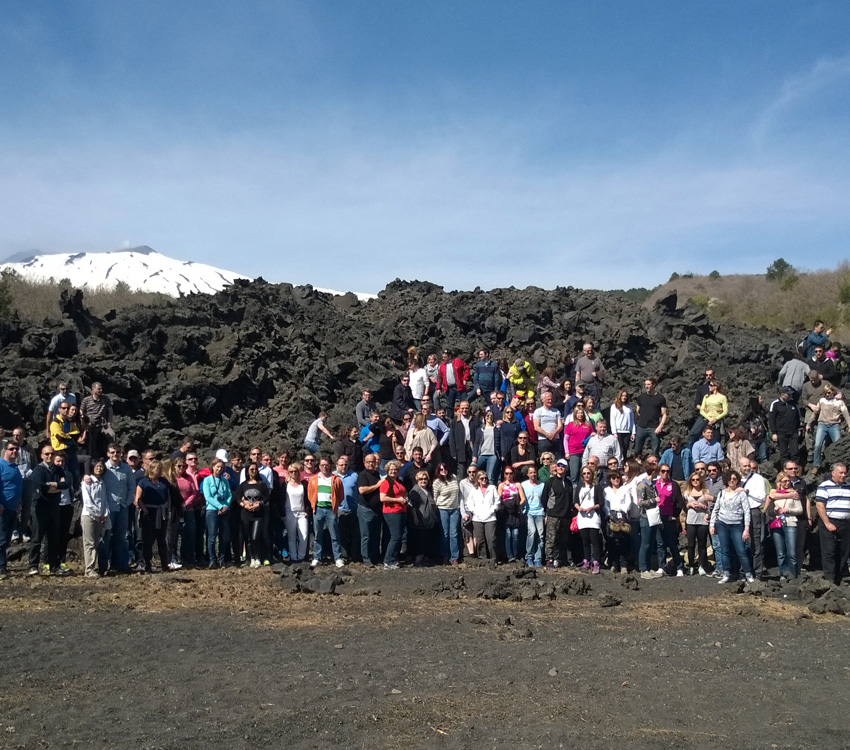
[692,426,725,465]
[303,411,335,455]
[506,358,535,399]
[45,382,76,440]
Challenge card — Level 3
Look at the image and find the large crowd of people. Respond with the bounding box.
[1,325,849,588]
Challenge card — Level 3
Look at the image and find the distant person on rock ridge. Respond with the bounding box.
[634,378,667,457]
[573,343,605,402]
[304,411,335,454]
[408,360,430,412]
[687,368,715,445]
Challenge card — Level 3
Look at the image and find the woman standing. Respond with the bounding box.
[81,459,109,578]
[201,459,232,569]
[809,384,850,472]
[508,431,537,482]
[160,458,185,570]
[699,380,729,436]
[283,462,310,562]
[135,459,172,573]
[432,462,461,564]
[574,465,603,573]
[583,396,604,428]
[235,463,270,567]
[497,467,526,561]
[379,418,403,474]
[608,390,635,460]
[407,471,438,565]
[563,404,593,485]
[473,410,500,484]
[603,469,632,573]
[766,472,803,580]
[379,461,407,569]
[174,457,201,568]
[684,471,712,575]
[466,471,500,560]
[404,413,439,463]
[709,470,754,584]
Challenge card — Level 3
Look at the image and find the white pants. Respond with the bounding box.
[81,515,105,576]
[285,511,309,562]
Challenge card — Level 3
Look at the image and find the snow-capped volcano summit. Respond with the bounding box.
[0,246,248,296]
[0,246,376,300]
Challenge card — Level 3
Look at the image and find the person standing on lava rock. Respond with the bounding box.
[815,463,850,585]
[80,382,113,462]
[573,343,606,403]
[438,349,470,414]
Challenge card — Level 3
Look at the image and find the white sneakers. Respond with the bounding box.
[249,559,261,568]
[310,559,320,568]
[698,567,708,576]
[335,559,345,569]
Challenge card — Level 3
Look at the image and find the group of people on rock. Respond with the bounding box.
[1,325,849,587]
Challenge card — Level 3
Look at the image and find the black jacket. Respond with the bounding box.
[542,474,573,518]
[390,383,415,422]
[768,398,801,435]
[449,418,478,464]
[31,462,67,502]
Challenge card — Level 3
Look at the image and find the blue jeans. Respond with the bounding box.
[755,441,767,463]
[303,439,320,455]
[383,512,405,565]
[504,526,521,560]
[711,524,724,573]
[813,423,841,467]
[443,385,459,413]
[106,504,130,571]
[181,508,197,565]
[639,516,664,572]
[772,523,798,578]
[0,507,17,570]
[358,504,382,563]
[312,506,342,562]
[660,516,683,571]
[568,454,583,485]
[438,508,461,562]
[634,426,659,457]
[715,522,753,578]
[526,515,545,564]
[476,454,499,484]
[205,509,230,565]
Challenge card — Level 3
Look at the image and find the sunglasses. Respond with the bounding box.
[659,469,670,474]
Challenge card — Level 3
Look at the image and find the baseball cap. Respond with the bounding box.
[215,449,230,462]
[556,458,569,467]
[126,450,140,459]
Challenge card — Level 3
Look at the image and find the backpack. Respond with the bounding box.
[795,332,809,357]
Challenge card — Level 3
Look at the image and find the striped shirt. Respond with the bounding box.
[815,479,850,520]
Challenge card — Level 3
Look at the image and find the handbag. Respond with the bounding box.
[608,510,631,534]
[645,506,662,527]
[769,515,783,530]
[569,516,578,532]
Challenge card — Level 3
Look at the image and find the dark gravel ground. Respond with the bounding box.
[1,561,849,750]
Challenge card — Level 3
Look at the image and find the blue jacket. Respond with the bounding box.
[0,458,23,512]
[805,331,829,359]
[202,475,232,512]
[660,447,693,480]
[473,359,503,395]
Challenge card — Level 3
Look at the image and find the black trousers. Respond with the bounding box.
[819,517,850,585]
[58,504,74,563]
[338,511,361,562]
[29,497,61,570]
[579,527,602,563]
[687,523,710,570]
[240,510,267,562]
[140,509,170,570]
[777,431,799,464]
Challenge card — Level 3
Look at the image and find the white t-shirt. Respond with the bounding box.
[533,406,561,434]
[305,419,322,443]
[409,368,429,400]
[286,483,306,514]
[576,485,601,529]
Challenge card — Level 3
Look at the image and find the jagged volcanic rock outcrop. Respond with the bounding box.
[0,280,791,455]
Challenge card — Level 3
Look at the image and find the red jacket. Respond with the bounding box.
[439,358,470,391]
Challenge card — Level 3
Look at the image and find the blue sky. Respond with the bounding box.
[1,1,849,293]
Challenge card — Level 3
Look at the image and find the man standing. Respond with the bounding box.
[635,378,668,457]
[472,348,502,404]
[768,387,802,464]
[389,375,416,424]
[45,382,76,439]
[804,320,832,360]
[784,460,811,574]
[334,456,360,564]
[80,382,113,462]
[778,354,810,399]
[542,458,573,568]
[533,391,564,459]
[29,445,69,576]
[103,443,135,573]
[809,345,838,386]
[355,390,376,428]
[815,463,849,585]
[307,457,345,568]
[0,441,23,577]
[582,419,622,477]
[573,343,605,402]
[449,401,475,477]
[687,369,715,445]
[438,349,470,413]
[9,428,35,544]
[357,453,383,567]
[739,456,767,579]
[800,370,826,464]
[659,436,693,482]
[692,426,725,465]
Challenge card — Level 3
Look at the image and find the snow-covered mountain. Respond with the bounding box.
[0,246,376,300]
